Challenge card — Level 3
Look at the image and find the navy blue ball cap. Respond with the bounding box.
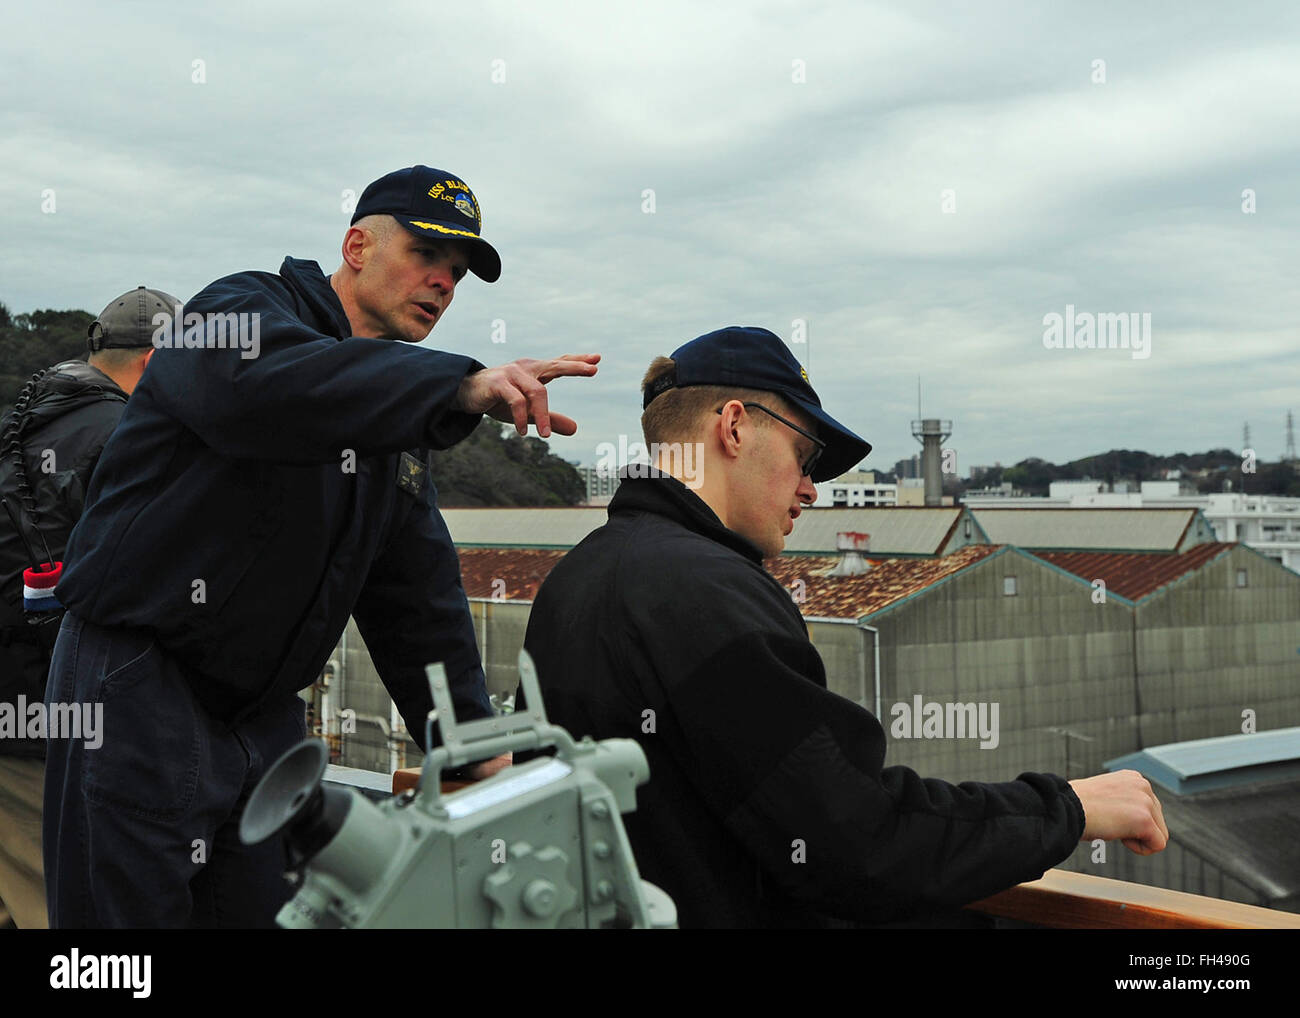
[647,325,872,482]
[351,166,501,282]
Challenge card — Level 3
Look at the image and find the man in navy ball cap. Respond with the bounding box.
[522,325,1167,928]
[633,325,871,558]
[350,166,501,284]
[43,164,598,929]
[644,324,872,479]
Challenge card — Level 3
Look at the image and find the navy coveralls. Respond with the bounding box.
[44,257,492,927]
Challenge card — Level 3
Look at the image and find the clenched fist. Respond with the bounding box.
[1068,769,1169,855]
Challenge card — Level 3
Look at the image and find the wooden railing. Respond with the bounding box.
[386,767,1300,929]
[393,766,471,796]
[967,869,1300,929]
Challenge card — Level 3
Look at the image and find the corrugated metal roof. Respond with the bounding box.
[443,508,607,548]
[784,508,964,556]
[970,507,1200,552]
[1159,781,1300,909]
[1106,727,1300,795]
[1033,543,1233,601]
[445,506,963,556]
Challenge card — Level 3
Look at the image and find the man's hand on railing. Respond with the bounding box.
[1067,769,1169,855]
[467,752,512,781]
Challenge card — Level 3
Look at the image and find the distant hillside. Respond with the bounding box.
[0,300,584,506]
[4,301,1289,501]
[0,302,94,412]
[970,449,1299,497]
[427,418,585,506]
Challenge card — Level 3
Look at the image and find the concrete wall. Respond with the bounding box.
[467,599,532,707]
[847,547,1300,789]
[331,619,411,774]
[806,621,869,706]
[328,602,533,772]
[1135,546,1300,746]
[864,548,1138,786]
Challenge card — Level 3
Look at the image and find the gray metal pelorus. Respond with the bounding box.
[239,651,676,929]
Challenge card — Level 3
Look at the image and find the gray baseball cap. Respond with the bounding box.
[88,285,181,350]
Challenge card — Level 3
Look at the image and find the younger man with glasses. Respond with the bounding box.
[522,325,1166,928]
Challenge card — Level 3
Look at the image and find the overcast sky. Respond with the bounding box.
[3,1,1297,474]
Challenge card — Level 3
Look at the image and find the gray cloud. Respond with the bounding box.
[3,1,1297,472]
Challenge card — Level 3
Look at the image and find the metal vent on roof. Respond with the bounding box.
[829,531,871,575]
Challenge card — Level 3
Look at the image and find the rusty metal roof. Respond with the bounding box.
[458,548,568,601]
[765,545,1002,619]
[458,544,1002,620]
[1032,543,1234,601]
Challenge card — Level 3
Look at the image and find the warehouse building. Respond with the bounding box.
[1091,728,1300,912]
[314,514,1300,909]
[322,536,1298,781]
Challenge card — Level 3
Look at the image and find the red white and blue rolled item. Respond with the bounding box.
[22,561,62,612]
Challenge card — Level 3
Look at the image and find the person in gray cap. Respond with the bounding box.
[0,286,174,929]
[521,325,1167,928]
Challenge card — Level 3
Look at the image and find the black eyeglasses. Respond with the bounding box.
[717,402,825,477]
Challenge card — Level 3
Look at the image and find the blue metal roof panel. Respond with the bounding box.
[1105,727,1300,795]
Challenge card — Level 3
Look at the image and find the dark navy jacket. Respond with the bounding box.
[524,476,1086,928]
[59,257,493,742]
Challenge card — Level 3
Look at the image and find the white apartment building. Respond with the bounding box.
[814,471,897,507]
[1201,493,1300,572]
[812,474,937,508]
[576,465,620,506]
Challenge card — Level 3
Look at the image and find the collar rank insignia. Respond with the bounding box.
[397,451,427,496]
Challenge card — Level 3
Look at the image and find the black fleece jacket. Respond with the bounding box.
[523,475,1086,928]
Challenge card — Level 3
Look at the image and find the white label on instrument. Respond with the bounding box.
[444,759,573,819]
